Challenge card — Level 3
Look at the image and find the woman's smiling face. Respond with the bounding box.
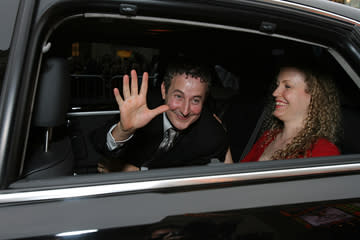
[272,67,311,125]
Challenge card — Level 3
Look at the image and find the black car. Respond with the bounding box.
[1,0,360,239]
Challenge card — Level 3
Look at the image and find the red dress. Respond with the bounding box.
[241,131,340,162]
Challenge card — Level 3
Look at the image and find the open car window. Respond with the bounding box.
[9,1,360,190]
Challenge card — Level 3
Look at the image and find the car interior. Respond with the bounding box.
[17,12,360,181]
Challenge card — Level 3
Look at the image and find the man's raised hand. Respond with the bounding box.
[112,70,169,141]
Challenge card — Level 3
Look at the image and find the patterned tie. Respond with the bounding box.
[140,128,178,170]
[159,128,178,151]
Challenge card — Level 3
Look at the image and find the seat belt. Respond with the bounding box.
[239,107,267,161]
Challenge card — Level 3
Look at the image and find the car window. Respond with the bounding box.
[0,0,19,92]
[18,4,360,184]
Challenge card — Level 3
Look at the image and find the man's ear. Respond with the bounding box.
[161,82,166,100]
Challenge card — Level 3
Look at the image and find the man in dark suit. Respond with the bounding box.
[94,60,229,172]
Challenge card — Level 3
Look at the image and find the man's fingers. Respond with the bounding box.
[113,88,123,105]
[145,105,169,125]
[140,72,149,96]
[151,104,170,117]
[130,69,138,95]
[123,74,130,99]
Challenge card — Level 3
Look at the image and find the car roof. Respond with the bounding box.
[154,0,360,24]
[39,0,360,23]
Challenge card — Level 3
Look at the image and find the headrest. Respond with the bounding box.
[33,58,70,127]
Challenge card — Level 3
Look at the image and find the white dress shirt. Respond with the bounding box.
[106,112,171,151]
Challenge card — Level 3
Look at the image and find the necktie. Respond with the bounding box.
[140,128,178,170]
[159,128,178,151]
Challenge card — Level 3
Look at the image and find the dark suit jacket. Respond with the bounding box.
[92,94,228,170]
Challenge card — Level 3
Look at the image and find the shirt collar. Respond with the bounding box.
[163,112,173,133]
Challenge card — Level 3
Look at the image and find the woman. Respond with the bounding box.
[241,64,342,162]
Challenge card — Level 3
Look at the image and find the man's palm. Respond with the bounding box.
[114,70,169,134]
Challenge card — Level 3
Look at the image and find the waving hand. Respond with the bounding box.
[112,70,169,141]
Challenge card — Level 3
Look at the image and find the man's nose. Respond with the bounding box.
[180,101,190,116]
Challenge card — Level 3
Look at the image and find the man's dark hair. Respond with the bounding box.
[162,58,212,95]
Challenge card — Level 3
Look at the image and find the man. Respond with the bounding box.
[93,60,228,172]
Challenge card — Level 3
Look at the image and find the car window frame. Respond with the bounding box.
[0,0,40,188]
[2,0,360,191]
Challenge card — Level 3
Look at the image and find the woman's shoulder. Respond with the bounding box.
[310,138,340,157]
[314,138,338,147]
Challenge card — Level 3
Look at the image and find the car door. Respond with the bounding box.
[0,0,360,239]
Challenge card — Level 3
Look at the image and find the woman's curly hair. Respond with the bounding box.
[260,64,342,160]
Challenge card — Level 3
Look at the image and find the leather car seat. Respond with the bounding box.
[22,57,74,179]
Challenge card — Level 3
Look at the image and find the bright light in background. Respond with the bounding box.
[72,42,80,57]
[56,229,98,237]
[116,50,132,58]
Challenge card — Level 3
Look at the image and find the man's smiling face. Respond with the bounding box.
[161,73,207,130]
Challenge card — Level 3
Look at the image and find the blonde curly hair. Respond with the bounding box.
[261,65,342,160]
